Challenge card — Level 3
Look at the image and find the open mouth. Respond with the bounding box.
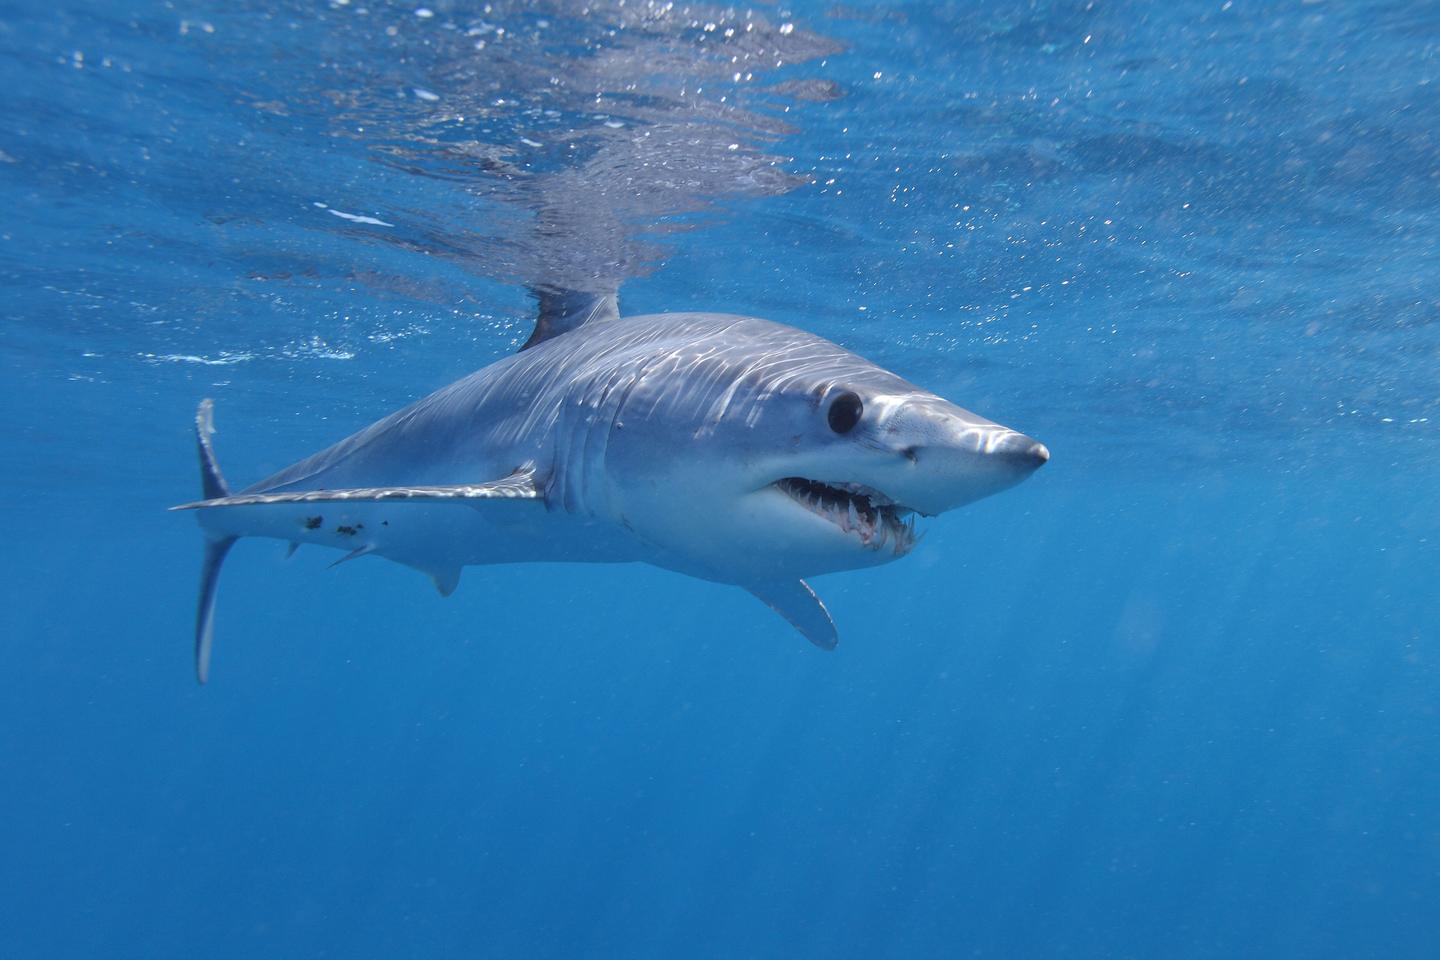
[775,478,918,555]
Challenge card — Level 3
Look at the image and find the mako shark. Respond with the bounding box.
[174,293,1047,682]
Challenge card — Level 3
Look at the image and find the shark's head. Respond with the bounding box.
[593,315,1048,584]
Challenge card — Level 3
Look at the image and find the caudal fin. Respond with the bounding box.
[195,398,229,500]
[195,535,236,684]
[191,399,235,684]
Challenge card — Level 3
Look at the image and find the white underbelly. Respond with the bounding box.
[197,498,644,570]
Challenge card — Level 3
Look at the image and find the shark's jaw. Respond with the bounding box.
[773,477,919,556]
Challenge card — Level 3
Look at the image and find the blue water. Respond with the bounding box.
[4,1,1439,956]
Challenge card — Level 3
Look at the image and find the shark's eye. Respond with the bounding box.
[827,391,864,434]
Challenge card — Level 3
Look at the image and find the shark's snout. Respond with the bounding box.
[988,432,1050,471]
[873,401,1048,516]
[896,404,1047,468]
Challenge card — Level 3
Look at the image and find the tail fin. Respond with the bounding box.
[195,535,236,684]
[195,399,229,500]
[191,399,235,684]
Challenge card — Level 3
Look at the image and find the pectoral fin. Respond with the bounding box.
[746,580,838,651]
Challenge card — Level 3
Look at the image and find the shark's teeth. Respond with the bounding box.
[775,478,917,555]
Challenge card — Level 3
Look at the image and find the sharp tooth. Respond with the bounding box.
[847,500,859,531]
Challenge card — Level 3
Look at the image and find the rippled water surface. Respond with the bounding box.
[2,2,1438,957]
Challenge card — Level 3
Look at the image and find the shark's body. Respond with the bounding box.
[177,298,1047,681]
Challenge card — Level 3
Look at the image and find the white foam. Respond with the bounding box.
[141,352,255,366]
[326,208,394,227]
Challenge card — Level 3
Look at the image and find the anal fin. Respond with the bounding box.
[430,567,461,597]
[746,580,838,651]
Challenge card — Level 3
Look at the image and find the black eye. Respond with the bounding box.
[827,391,863,434]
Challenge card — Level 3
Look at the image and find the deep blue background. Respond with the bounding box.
[3,2,1438,957]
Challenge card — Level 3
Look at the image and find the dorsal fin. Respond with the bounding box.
[521,286,619,350]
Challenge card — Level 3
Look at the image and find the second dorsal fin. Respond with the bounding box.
[521,286,619,350]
